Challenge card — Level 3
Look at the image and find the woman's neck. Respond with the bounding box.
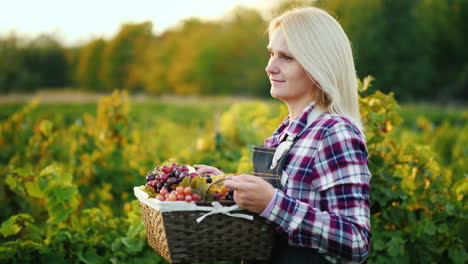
[286,98,316,123]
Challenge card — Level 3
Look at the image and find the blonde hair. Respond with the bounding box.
[269,7,363,131]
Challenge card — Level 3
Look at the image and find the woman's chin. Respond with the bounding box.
[270,88,284,99]
[270,89,288,101]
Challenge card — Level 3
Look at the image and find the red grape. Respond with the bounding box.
[147,180,157,188]
[162,165,171,174]
[184,187,192,195]
[167,177,178,185]
[167,193,177,201]
[192,194,201,201]
[176,186,185,195]
[160,173,169,181]
[146,174,155,181]
[157,182,164,189]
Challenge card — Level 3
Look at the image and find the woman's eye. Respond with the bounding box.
[268,51,292,61]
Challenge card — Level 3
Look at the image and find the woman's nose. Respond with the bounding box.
[265,59,279,75]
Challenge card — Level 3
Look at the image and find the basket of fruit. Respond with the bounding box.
[133,163,274,264]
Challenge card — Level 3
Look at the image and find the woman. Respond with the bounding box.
[195,6,371,264]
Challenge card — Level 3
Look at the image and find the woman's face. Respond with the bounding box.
[266,28,316,105]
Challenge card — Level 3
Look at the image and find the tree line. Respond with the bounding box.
[0,0,467,102]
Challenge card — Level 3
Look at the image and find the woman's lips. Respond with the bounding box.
[271,79,285,83]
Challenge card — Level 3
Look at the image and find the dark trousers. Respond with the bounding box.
[241,235,329,264]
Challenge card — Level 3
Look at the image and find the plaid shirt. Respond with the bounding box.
[262,103,371,263]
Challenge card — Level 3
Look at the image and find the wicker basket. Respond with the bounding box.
[136,179,274,264]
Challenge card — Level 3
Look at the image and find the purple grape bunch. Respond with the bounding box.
[145,163,193,193]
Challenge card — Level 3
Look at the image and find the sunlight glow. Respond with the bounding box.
[0,0,275,45]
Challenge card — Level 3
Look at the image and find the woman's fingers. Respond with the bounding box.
[224,178,243,190]
[193,164,223,176]
[224,175,256,190]
[224,175,275,213]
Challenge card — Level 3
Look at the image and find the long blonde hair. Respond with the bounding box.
[269,7,363,131]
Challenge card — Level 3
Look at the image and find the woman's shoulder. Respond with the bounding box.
[308,112,365,141]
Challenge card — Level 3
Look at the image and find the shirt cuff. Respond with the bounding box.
[259,189,278,218]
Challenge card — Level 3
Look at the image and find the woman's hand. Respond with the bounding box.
[224,174,275,214]
[193,165,223,176]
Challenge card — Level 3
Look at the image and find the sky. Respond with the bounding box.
[0,0,281,46]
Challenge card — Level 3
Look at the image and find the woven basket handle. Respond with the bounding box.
[202,174,240,201]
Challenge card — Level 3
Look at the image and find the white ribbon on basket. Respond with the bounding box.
[196,202,254,223]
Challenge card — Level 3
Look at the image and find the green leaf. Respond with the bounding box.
[25,181,44,198]
[52,185,77,203]
[111,238,123,252]
[445,203,456,216]
[126,223,142,238]
[78,248,103,264]
[5,174,17,190]
[39,253,68,264]
[131,200,141,213]
[38,177,48,191]
[40,165,56,177]
[448,244,468,264]
[438,223,448,234]
[0,222,21,237]
[48,204,73,224]
[0,241,18,259]
[121,237,144,253]
[387,234,405,257]
[190,176,209,196]
[142,185,156,198]
[0,214,32,237]
[12,168,34,177]
[423,221,436,235]
[373,237,387,251]
[55,229,72,242]
[39,120,53,137]
[61,171,73,184]
[179,175,191,188]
